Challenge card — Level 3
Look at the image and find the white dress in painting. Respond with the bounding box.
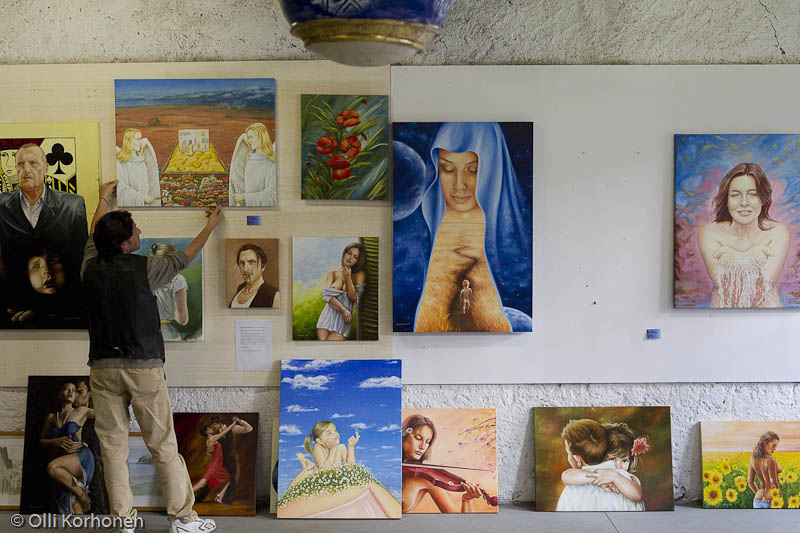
[229,134,276,207]
[555,460,645,512]
[155,274,187,341]
[116,140,161,206]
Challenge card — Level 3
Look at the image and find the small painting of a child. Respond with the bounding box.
[558,420,648,511]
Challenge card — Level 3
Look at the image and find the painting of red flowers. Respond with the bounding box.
[301,94,388,200]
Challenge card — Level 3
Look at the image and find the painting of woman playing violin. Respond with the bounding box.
[402,408,498,513]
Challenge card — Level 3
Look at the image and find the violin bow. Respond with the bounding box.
[402,462,493,472]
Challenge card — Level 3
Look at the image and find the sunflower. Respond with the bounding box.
[779,473,786,484]
[702,470,712,482]
[788,472,797,483]
[721,463,732,475]
[771,487,781,498]
[732,464,739,471]
[737,481,747,492]
[771,497,784,509]
[704,485,723,506]
[723,456,730,463]
[710,470,723,485]
[725,488,738,503]
[734,475,746,485]
[789,495,800,509]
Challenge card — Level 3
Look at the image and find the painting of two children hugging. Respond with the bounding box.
[533,407,674,511]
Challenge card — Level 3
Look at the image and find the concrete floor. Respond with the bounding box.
[1,503,797,532]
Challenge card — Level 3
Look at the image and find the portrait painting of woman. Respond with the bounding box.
[675,134,800,308]
[292,237,379,341]
[392,122,533,332]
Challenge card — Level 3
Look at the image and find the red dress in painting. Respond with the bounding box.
[202,442,231,489]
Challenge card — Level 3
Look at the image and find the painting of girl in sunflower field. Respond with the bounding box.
[701,421,800,509]
[300,94,389,200]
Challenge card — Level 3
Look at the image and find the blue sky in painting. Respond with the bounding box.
[115,78,275,109]
[133,237,201,267]
[292,237,357,284]
[277,359,402,500]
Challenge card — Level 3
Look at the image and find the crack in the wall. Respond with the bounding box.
[758,0,787,59]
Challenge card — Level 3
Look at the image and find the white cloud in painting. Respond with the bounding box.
[286,404,319,413]
[377,424,400,432]
[282,374,330,390]
[358,376,401,388]
[330,413,354,419]
[278,439,286,443]
[380,445,394,449]
[282,360,344,372]
[279,424,302,436]
[350,422,372,430]
[387,360,399,364]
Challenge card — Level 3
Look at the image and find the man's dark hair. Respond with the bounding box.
[236,243,267,268]
[93,211,134,259]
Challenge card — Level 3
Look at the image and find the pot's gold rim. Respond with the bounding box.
[290,18,441,50]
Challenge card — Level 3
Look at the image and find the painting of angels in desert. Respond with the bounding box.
[277,359,401,519]
[392,122,532,332]
[401,408,498,514]
[675,134,800,308]
[533,406,674,512]
[115,78,275,207]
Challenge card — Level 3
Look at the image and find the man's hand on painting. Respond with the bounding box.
[8,308,33,322]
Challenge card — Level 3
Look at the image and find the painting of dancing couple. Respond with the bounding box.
[20,376,110,516]
[534,406,674,512]
[292,237,379,341]
[392,122,533,332]
[701,421,800,509]
[277,359,401,519]
[173,413,257,516]
[675,134,800,308]
[115,78,276,207]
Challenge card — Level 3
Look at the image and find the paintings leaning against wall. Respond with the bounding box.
[301,94,389,200]
[0,432,23,510]
[277,359,402,519]
[701,421,800,509]
[401,408,498,514]
[127,433,163,510]
[392,122,533,333]
[133,238,203,341]
[20,376,110,516]
[675,134,800,308]
[226,238,280,309]
[174,413,258,516]
[0,122,99,330]
[533,406,674,512]
[292,237,379,341]
[114,78,276,207]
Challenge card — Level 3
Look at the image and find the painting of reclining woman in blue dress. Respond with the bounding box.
[393,122,533,332]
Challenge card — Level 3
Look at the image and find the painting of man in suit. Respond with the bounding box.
[0,143,88,328]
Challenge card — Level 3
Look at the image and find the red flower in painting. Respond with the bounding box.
[333,168,352,180]
[328,154,350,169]
[631,437,649,456]
[337,109,360,128]
[339,136,361,158]
[316,135,336,154]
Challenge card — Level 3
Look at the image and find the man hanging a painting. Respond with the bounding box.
[392,122,533,333]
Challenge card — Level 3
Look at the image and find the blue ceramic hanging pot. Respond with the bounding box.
[280,0,453,66]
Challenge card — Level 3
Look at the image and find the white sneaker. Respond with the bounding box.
[169,517,216,533]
